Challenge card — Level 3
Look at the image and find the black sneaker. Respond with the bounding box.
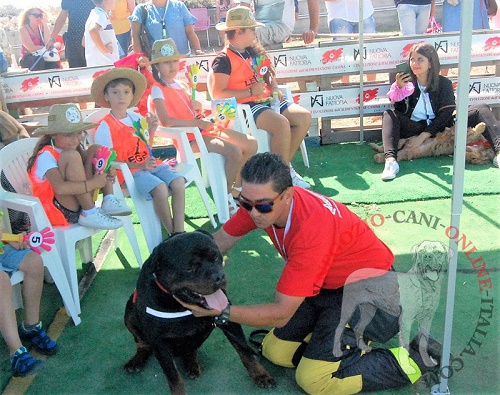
[11,346,44,377]
[19,322,58,356]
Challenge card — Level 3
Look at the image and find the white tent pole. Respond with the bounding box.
[358,0,365,143]
[432,1,474,394]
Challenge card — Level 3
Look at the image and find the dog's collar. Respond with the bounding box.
[153,273,170,294]
[148,274,192,319]
[146,307,192,319]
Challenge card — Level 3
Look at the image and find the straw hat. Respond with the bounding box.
[149,38,186,65]
[215,6,265,31]
[32,104,97,136]
[91,68,147,108]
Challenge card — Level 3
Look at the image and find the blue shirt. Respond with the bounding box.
[130,1,197,55]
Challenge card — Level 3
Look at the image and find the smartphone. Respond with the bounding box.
[396,62,410,74]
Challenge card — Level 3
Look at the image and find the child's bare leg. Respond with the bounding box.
[150,183,174,234]
[169,177,185,233]
[256,110,292,162]
[0,272,22,354]
[17,253,44,326]
[55,149,94,210]
[283,104,311,161]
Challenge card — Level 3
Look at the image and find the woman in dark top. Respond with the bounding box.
[380,42,455,180]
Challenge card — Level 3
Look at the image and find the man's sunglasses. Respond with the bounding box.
[236,191,284,214]
[31,13,43,18]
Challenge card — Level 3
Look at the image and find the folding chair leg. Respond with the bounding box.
[116,216,143,267]
[300,140,310,168]
[194,177,218,228]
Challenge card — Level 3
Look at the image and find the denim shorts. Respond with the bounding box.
[329,15,376,35]
[133,164,184,200]
[0,245,32,275]
[250,100,292,121]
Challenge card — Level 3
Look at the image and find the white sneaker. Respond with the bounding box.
[493,153,500,168]
[290,166,311,189]
[381,160,399,181]
[78,208,123,230]
[101,196,132,216]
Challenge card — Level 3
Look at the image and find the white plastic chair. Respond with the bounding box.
[191,7,211,48]
[235,86,310,168]
[155,126,225,226]
[0,190,80,325]
[0,138,141,319]
[146,97,229,226]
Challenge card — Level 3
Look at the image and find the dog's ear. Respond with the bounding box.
[438,241,453,262]
[194,229,214,239]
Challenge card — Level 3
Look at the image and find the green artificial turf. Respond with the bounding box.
[7,194,498,395]
[183,143,500,220]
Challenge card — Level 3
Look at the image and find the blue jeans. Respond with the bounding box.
[116,31,131,58]
[396,4,431,35]
[329,15,376,35]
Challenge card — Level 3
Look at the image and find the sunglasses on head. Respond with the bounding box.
[31,13,43,18]
[236,191,284,214]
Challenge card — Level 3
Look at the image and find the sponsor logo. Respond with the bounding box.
[21,77,39,92]
[321,48,343,64]
[484,36,500,51]
[357,88,378,104]
[274,54,287,67]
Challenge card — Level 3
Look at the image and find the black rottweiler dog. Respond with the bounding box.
[124,230,275,394]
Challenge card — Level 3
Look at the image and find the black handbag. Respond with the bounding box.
[139,4,152,59]
[19,53,41,70]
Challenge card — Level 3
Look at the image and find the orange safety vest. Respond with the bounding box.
[223,48,271,104]
[100,113,161,181]
[152,82,215,142]
[28,146,70,226]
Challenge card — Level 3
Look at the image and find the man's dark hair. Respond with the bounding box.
[241,153,292,193]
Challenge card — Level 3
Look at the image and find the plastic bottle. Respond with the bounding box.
[270,91,280,113]
[11,54,19,69]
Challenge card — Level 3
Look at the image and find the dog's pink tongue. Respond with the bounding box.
[204,289,228,311]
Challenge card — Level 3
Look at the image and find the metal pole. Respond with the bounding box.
[358,0,364,144]
[432,1,473,394]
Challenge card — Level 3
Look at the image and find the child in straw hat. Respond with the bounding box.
[209,6,312,189]
[27,104,129,230]
[148,38,258,210]
[91,67,186,234]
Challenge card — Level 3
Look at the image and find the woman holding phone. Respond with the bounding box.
[379,42,455,180]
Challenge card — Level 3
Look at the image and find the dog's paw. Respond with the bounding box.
[124,358,147,374]
[373,153,385,163]
[332,346,343,358]
[183,353,202,379]
[369,142,383,152]
[252,370,276,388]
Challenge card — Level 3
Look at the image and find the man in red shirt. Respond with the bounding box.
[179,153,434,394]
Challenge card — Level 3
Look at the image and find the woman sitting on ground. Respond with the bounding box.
[208,6,312,189]
[380,42,455,181]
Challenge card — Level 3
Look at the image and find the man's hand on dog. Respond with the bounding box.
[174,289,228,317]
[174,296,223,317]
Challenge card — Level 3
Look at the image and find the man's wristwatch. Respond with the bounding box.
[214,304,231,325]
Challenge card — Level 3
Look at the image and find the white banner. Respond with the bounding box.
[293,77,500,118]
[1,31,499,107]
